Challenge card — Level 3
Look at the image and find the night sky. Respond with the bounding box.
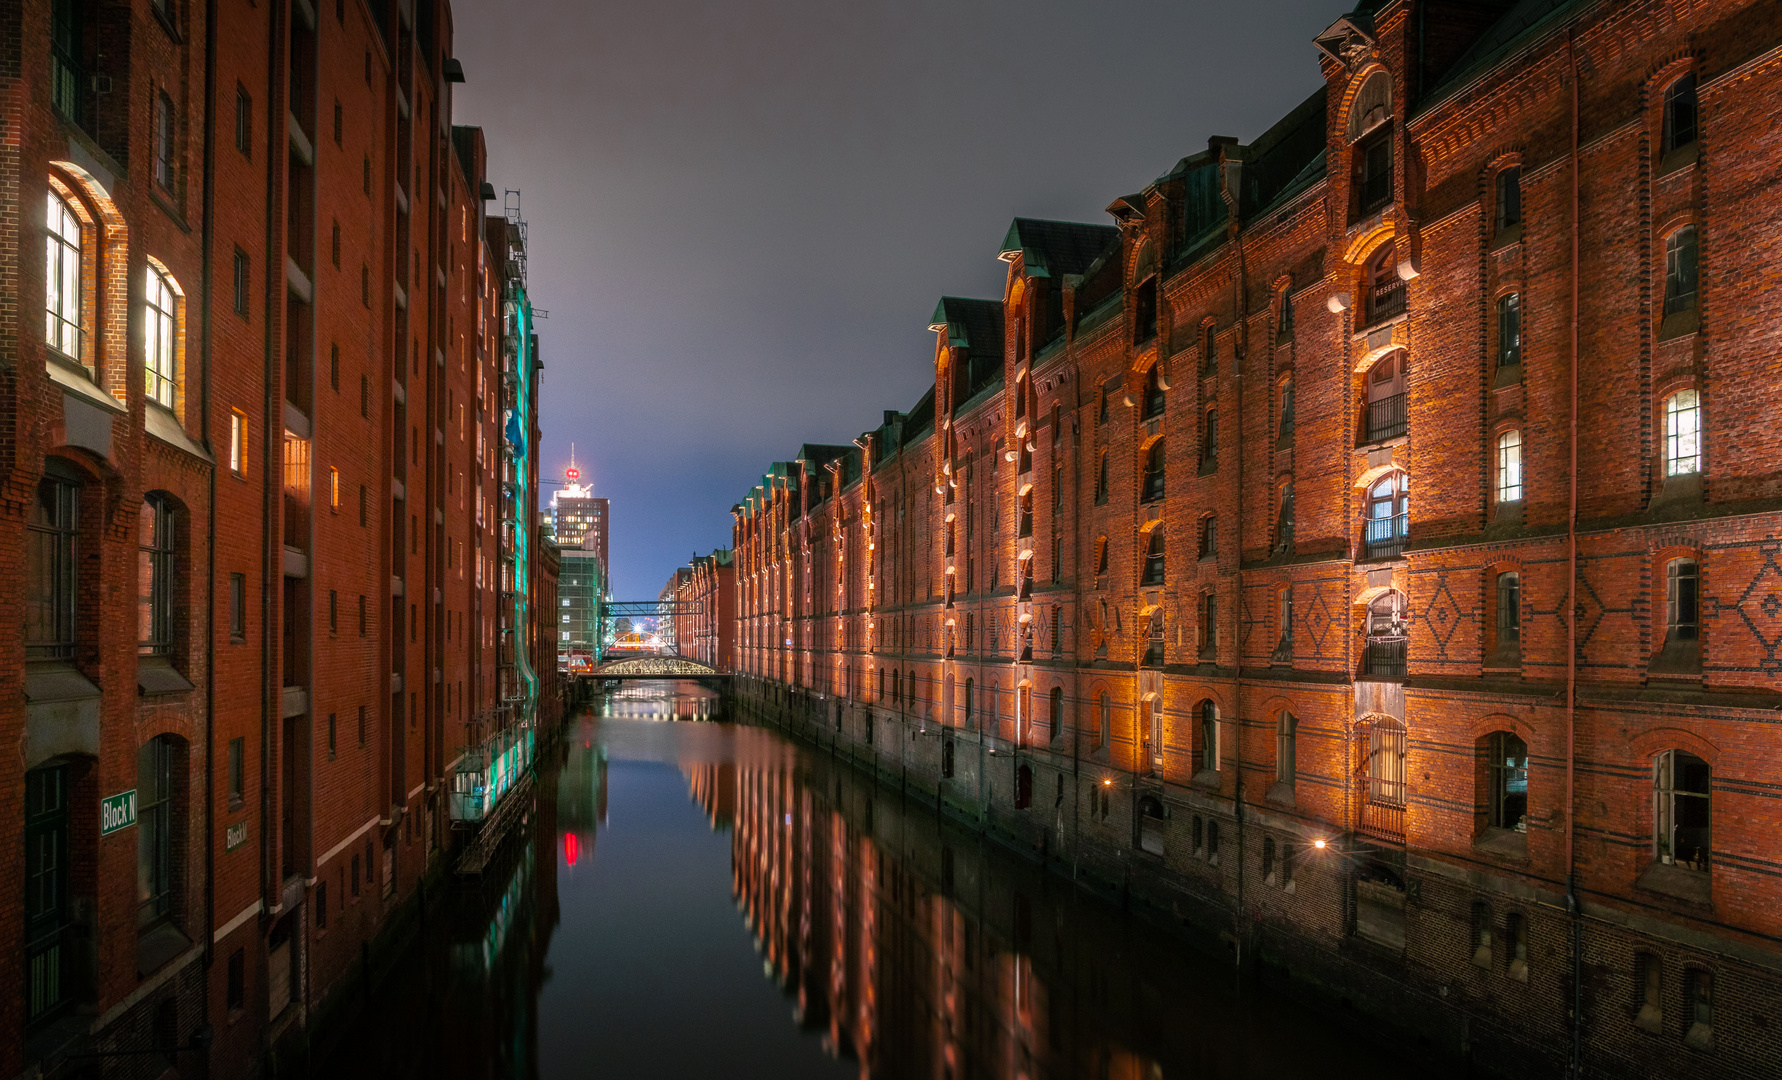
[450,0,1341,601]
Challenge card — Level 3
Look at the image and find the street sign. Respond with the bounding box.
[225,820,248,852]
[101,790,137,836]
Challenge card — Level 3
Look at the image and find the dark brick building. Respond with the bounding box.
[0,0,551,1074]
[729,2,1782,1076]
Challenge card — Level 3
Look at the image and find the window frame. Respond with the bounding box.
[1486,731,1528,832]
[1663,389,1701,477]
[138,494,176,657]
[27,468,81,660]
[1663,227,1699,319]
[45,189,85,364]
[137,736,178,930]
[1661,72,1698,156]
[145,264,180,408]
[1496,428,1524,503]
[1653,749,1711,872]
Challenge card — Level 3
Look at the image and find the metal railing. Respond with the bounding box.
[1367,276,1405,325]
[1362,639,1406,679]
[1363,513,1408,561]
[1364,392,1406,443]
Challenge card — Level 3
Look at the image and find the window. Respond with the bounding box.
[1664,227,1698,318]
[330,221,341,268]
[1492,429,1525,504]
[1363,718,1408,841]
[25,762,71,1025]
[227,949,246,1011]
[1094,537,1109,577]
[1364,352,1407,442]
[1198,701,1219,775]
[233,248,250,317]
[26,469,80,660]
[1505,912,1528,981]
[230,410,246,474]
[1199,515,1217,559]
[1366,247,1405,329]
[1141,696,1161,774]
[1493,571,1521,661]
[1273,586,1294,663]
[1357,127,1393,215]
[228,736,244,807]
[1662,73,1698,155]
[1364,472,1410,561]
[1487,732,1528,832]
[1633,953,1663,1032]
[1278,378,1295,443]
[1097,692,1110,749]
[229,573,246,641]
[1664,390,1701,476]
[962,678,974,729]
[1666,558,1700,647]
[1496,293,1521,368]
[1684,968,1714,1048]
[1495,167,1522,234]
[1142,609,1164,667]
[138,495,176,656]
[1141,529,1164,586]
[1263,836,1277,881]
[1142,366,1164,419]
[1201,409,1218,466]
[327,590,337,634]
[1654,749,1710,871]
[1018,489,1032,538]
[1141,439,1165,503]
[1095,451,1109,503]
[332,99,343,145]
[1014,767,1034,810]
[51,0,82,119]
[1201,323,1217,375]
[146,266,179,407]
[137,736,178,929]
[1200,591,1217,658]
[1277,288,1294,342]
[154,92,176,190]
[46,191,83,360]
[316,880,328,930]
[1134,274,1158,345]
[359,485,367,527]
[1275,482,1295,554]
[1276,712,1297,787]
[235,86,252,156]
[1363,591,1408,678]
[363,155,371,195]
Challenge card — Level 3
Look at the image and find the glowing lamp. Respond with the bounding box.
[1313,838,1328,849]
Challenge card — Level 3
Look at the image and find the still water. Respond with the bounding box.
[320,681,1403,1079]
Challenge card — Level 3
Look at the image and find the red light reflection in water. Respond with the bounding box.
[564,832,580,866]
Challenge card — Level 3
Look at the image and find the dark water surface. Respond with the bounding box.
[319,681,1403,1080]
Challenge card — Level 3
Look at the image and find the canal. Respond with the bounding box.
[316,680,1416,1079]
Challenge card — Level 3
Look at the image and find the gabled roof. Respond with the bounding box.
[1418,0,1582,111]
[997,218,1119,279]
[930,297,1004,358]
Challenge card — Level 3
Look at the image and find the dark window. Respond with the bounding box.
[1095,452,1109,504]
[1488,732,1529,832]
[1667,559,1699,643]
[1276,712,1297,785]
[363,155,371,195]
[1018,489,1032,538]
[361,264,371,307]
[1200,515,1217,559]
[229,573,246,640]
[228,736,243,807]
[1015,765,1033,810]
[1201,324,1217,374]
[1662,73,1698,155]
[1685,968,1714,1036]
[1496,167,1521,233]
[233,249,250,317]
[227,949,245,1010]
[1664,227,1698,317]
[26,470,80,660]
[1142,366,1165,419]
[351,853,361,896]
[138,495,176,656]
[1141,529,1165,586]
[235,86,252,156]
[1497,293,1521,367]
[1278,379,1295,443]
[316,881,327,928]
[1357,127,1393,214]
[51,0,84,121]
[1201,409,1218,465]
[25,763,72,1025]
[1098,692,1110,748]
[137,736,178,929]
[154,92,176,191]
[1199,700,1219,773]
[329,342,339,390]
[1141,439,1165,503]
[328,589,337,634]
[1274,483,1295,555]
[1200,592,1218,657]
[1495,572,1522,657]
[357,705,367,746]
[1277,289,1294,341]
[1133,278,1158,345]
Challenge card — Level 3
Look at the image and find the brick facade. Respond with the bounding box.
[0,1,551,1074]
[727,2,1782,1076]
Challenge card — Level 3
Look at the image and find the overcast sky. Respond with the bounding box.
[450,0,1340,600]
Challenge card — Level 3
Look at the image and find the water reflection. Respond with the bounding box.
[321,683,1397,1079]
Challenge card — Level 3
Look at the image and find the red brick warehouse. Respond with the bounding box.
[0,0,555,1074]
[726,1,1782,1076]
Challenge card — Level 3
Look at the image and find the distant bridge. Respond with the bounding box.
[585,655,726,681]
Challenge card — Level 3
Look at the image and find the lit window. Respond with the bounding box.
[1654,750,1710,871]
[46,190,83,361]
[1486,732,1528,831]
[230,411,246,474]
[1664,390,1701,475]
[1497,429,1523,501]
[1496,292,1521,367]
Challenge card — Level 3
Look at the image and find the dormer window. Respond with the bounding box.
[1662,73,1698,156]
[1348,70,1394,217]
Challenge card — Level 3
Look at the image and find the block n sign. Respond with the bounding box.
[225,820,248,852]
[101,790,137,836]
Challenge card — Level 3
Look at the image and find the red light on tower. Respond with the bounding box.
[566,466,580,482]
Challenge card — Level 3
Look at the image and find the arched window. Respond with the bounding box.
[1365,243,1404,325]
[1662,73,1698,155]
[1496,292,1521,368]
[1199,515,1217,559]
[138,735,183,930]
[1142,365,1165,419]
[1276,286,1295,342]
[1655,750,1710,871]
[1492,571,1522,662]
[1363,352,1406,442]
[1349,71,1394,215]
[1140,696,1160,775]
[1278,377,1295,443]
[1664,390,1701,476]
[1141,529,1165,586]
[1497,429,1523,502]
[1276,712,1297,787]
[139,495,176,656]
[1201,408,1219,466]
[1094,536,1109,576]
[1198,700,1219,775]
[1364,472,1410,561]
[1664,227,1699,318]
[1495,166,1522,235]
[962,678,974,729]
[1048,686,1063,742]
[1199,590,1218,659]
[1200,322,1217,375]
[1362,717,1407,841]
[1141,439,1165,503]
[1363,590,1407,678]
[27,464,82,660]
[1486,732,1528,832]
[1018,488,1033,537]
[46,190,84,362]
[1097,691,1110,749]
[1664,557,1700,657]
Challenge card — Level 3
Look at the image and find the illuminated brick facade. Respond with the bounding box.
[0,0,551,1073]
[729,2,1782,1074]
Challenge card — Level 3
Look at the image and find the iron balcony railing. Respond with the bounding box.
[1367,275,1406,325]
[1364,392,1406,443]
[1363,639,1407,679]
[1359,795,1406,844]
[1363,513,1408,561]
